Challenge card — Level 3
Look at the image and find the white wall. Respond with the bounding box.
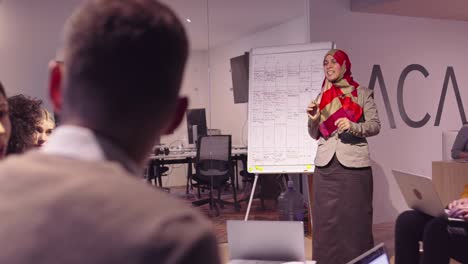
[160,50,209,186]
[0,0,82,107]
[310,0,468,223]
[209,16,308,145]
[161,50,210,146]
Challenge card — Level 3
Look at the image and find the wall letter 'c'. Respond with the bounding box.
[397,64,430,128]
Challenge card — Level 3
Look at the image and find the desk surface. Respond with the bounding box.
[150,148,247,160]
[433,159,468,165]
[151,152,196,159]
[432,160,468,205]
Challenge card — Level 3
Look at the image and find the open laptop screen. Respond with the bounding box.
[227,220,305,262]
[346,243,389,264]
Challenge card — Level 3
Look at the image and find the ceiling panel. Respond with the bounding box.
[160,0,305,50]
[351,0,468,22]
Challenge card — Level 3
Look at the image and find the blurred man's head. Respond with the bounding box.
[49,0,189,164]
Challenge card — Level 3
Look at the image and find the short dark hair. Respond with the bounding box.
[62,0,188,128]
[7,94,43,154]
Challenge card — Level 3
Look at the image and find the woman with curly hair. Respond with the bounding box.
[6,94,43,154]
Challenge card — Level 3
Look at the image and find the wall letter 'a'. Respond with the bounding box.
[434,67,467,126]
[368,65,396,129]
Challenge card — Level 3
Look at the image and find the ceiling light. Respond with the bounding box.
[186,18,192,23]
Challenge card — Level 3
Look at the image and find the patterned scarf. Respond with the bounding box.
[318,49,363,138]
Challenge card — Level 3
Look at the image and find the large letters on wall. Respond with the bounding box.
[368,64,467,128]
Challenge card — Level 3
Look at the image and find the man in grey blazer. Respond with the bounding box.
[0,0,221,263]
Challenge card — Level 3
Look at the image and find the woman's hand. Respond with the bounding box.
[307,101,320,121]
[448,198,468,221]
[335,118,351,133]
[448,204,468,221]
[448,198,468,210]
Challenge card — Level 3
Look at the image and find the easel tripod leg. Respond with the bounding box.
[244,174,259,221]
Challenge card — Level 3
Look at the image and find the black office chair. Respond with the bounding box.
[154,166,170,188]
[146,159,170,191]
[191,135,239,216]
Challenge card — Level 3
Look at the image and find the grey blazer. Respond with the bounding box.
[451,124,468,159]
[308,86,381,168]
[0,152,221,264]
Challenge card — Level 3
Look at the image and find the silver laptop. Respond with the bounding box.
[345,243,389,264]
[227,220,306,264]
[392,170,447,218]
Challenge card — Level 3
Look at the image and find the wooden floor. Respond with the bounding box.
[167,185,396,259]
[162,185,461,264]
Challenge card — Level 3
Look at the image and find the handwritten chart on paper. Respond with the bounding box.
[247,42,334,174]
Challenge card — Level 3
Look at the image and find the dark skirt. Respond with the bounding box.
[312,155,374,264]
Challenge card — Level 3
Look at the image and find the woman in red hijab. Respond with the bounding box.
[307,49,381,264]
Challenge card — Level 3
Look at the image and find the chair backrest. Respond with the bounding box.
[442,130,459,160]
[196,135,232,176]
[207,128,221,135]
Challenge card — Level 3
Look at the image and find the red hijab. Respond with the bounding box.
[317,49,363,138]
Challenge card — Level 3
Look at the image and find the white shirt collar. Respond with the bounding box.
[42,125,105,161]
[42,125,140,175]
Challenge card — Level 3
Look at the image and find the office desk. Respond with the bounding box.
[148,151,195,193]
[432,160,468,205]
[148,148,248,194]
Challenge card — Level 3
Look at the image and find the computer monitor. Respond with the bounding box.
[230,52,249,104]
[186,108,207,144]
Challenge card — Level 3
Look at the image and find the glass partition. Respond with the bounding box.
[159,0,309,188]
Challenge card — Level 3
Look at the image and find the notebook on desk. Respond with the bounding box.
[227,220,307,264]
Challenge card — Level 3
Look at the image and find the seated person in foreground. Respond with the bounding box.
[451,122,468,159]
[6,94,43,154]
[394,187,468,264]
[0,1,220,263]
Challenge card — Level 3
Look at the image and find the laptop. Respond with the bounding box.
[345,243,389,264]
[392,170,448,218]
[226,220,307,264]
